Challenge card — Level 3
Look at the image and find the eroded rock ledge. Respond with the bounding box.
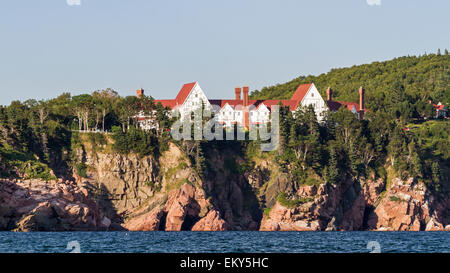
[0,179,110,231]
[260,177,450,231]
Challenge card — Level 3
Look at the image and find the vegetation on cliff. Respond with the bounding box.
[248,52,449,197]
[0,90,173,179]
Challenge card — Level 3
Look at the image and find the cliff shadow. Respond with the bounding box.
[201,140,262,230]
[84,181,125,231]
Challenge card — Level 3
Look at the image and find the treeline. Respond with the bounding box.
[246,51,449,193]
[0,89,173,179]
[251,52,449,122]
[276,105,448,192]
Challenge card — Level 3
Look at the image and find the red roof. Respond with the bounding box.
[254,100,298,111]
[175,82,196,106]
[291,83,313,103]
[154,99,177,108]
[153,82,197,109]
[433,104,446,111]
[209,99,244,108]
[327,100,367,112]
[208,99,298,111]
[153,82,312,112]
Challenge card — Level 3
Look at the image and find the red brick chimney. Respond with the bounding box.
[136,88,144,98]
[327,87,332,101]
[243,86,250,129]
[235,87,241,100]
[359,86,365,120]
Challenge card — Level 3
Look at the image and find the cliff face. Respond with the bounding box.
[260,174,450,231]
[77,143,232,231]
[1,140,449,231]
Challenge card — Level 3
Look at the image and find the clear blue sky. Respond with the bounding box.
[0,0,449,105]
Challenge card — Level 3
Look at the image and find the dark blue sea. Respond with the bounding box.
[0,232,448,253]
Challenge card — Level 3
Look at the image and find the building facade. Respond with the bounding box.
[136,82,367,130]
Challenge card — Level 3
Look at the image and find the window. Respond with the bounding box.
[311,92,314,97]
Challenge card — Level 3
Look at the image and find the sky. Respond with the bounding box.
[0,0,449,105]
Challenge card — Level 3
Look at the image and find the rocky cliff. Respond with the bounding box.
[260,174,450,231]
[1,140,449,231]
[76,142,233,231]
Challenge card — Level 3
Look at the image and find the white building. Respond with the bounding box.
[136,81,366,130]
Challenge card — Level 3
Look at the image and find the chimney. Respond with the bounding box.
[243,86,250,129]
[243,86,249,106]
[136,88,144,98]
[327,87,332,101]
[359,86,365,111]
[359,86,365,120]
[235,87,241,100]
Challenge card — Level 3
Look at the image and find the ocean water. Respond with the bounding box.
[0,231,448,253]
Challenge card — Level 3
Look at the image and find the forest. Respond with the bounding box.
[251,51,449,120]
[0,52,448,196]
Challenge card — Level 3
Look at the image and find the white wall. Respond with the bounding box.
[298,84,327,121]
[178,83,212,120]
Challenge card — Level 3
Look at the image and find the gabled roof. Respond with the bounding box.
[153,82,197,109]
[291,83,313,103]
[175,82,197,106]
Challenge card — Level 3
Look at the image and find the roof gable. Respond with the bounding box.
[175,82,197,106]
[257,103,270,112]
[220,103,235,112]
[291,83,313,103]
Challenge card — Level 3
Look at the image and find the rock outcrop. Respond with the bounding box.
[367,177,450,231]
[260,174,450,231]
[0,179,110,231]
[124,184,229,231]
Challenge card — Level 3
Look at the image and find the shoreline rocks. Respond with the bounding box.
[0,179,110,231]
